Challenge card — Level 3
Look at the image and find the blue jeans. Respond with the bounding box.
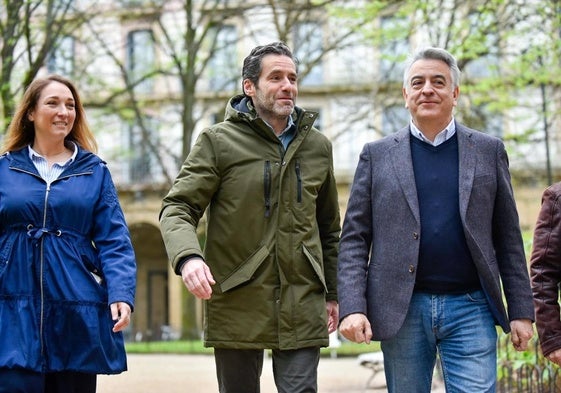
[381,290,497,393]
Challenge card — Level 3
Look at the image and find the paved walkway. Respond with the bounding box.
[97,354,445,392]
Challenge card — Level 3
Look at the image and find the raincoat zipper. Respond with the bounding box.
[264,160,271,217]
[295,159,302,203]
[12,167,51,359]
[39,182,50,358]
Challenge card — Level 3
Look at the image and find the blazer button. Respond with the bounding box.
[413,232,419,240]
[408,265,415,273]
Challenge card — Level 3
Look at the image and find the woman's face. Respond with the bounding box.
[28,81,76,142]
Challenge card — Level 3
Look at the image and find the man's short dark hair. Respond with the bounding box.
[241,41,299,95]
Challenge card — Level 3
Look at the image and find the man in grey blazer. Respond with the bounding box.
[338,47,534,393]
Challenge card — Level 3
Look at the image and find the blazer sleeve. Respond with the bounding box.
[490,140,535,324]
[337,144,373,320]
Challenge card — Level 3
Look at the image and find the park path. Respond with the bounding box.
[97,353,445,392]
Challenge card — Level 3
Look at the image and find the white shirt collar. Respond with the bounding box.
[410,118,456,146]
[28,141,78,165]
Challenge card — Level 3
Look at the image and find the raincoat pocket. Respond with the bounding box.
[303,244,328,292]
[219,245,269,293]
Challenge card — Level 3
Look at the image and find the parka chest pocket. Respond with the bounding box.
[219,245,269,293]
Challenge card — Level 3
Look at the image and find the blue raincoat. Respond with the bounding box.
[0,147,136,374]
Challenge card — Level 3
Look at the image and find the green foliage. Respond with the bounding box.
[125,339,380,357]
[495,332,555,390]
[125,340,213,354]
[320,340,382,357]
[522,229,534,257]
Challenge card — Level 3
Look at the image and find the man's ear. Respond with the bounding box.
[243,79,254,96]
[453,86,460,106]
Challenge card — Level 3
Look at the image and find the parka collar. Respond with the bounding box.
[5,145,103,177]
[226,94,318,135]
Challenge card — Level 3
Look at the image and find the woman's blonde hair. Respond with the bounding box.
[2,74,98,154]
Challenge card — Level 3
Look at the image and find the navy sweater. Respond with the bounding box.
[411,134,481,293]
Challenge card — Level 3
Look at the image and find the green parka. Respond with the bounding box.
[160,95,340,350]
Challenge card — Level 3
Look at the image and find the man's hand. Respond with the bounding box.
[326,300,339,333]
[510,319,534,351]
[546,348,561,366]
[181,258,216,300]
[339,313,372,344]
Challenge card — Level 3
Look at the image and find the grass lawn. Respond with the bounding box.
[125,339,380,358]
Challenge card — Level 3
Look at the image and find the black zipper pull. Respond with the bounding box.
[295,159,302,203]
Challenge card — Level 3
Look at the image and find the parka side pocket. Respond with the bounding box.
[302,245,328,293]
[78,243,104,286]
[0,236,14,278]
[219,245,269,293]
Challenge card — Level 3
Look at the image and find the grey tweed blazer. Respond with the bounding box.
[337,123,534,341]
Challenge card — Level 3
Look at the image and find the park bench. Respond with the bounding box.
[357,351,386,390]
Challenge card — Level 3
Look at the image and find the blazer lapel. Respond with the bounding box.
[390,128,420,224]
[457,124,476,221]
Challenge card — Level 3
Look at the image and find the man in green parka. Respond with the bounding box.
[159,42,341,393]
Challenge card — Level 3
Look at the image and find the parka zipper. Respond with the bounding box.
[14,169,53,359]
[39,183,50,358]
[264,160,271,217]
[295,159,302,203]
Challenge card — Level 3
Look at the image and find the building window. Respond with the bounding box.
[207,25,238,91]
[293,22,323,86]
[379,17,409,82]
[126,29,155,94]
[210,110,225,125]
[382,105,409,136]
[47,35,75,76]
[128,116,159,183]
